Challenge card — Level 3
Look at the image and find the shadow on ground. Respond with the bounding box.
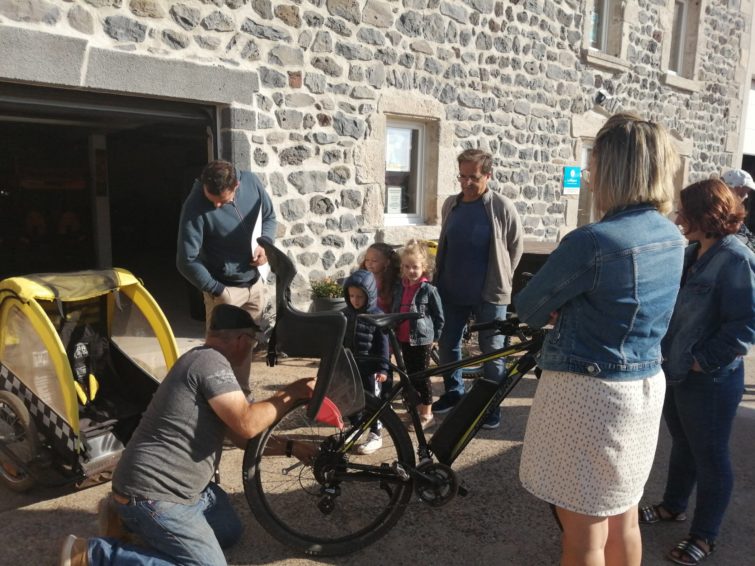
[1,364,753,565]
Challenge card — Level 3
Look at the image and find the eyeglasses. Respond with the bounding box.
[457,174,485,182]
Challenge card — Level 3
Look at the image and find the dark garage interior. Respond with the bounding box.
[0,85,214,329]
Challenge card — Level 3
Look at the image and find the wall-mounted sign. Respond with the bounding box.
[563,166,582,195]
[386,186,403,214]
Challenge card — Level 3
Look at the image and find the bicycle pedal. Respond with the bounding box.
[457,485,469,497]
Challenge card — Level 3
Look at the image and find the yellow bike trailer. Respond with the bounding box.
[0,269,179,492]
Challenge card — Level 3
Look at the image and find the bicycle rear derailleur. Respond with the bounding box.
[413,462,459,507]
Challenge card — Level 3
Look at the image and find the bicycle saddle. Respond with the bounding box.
[357,311,421,330]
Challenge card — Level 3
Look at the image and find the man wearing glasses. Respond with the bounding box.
[432,149,523,429]
[60,305,315,566]
[177,160,277,396]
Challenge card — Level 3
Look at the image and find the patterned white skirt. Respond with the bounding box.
[519,369,666,516]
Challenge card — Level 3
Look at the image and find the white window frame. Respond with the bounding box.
[660,0,704,90]
[590,0,611,52]
[668,0,688,74]
[577,143,597,226]
[383,118,426,226]
[582,0,631,72]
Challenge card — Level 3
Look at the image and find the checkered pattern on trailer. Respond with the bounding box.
[0,362,79,460]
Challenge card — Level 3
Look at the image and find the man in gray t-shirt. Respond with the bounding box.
[60,305,314,566]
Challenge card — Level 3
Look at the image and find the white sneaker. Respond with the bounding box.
[357,432,382,455]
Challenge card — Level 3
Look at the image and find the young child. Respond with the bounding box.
[360,243,401,314]
[393,240,444,429]
[342,269,389,454]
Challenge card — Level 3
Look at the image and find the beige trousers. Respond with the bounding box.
[203,279,265,396]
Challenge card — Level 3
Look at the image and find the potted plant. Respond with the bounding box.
[310,277,346,312]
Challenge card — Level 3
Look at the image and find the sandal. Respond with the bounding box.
[639,503,687,524]
[667,536,715,565]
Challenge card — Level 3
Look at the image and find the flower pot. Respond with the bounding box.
[310,297,347,312]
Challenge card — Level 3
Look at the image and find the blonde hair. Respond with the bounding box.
[591,112,679,216]
[400,239,434,279]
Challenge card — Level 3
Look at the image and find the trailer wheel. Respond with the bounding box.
[0,390,39,492]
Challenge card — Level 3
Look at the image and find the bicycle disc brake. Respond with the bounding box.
[414,462,459,507]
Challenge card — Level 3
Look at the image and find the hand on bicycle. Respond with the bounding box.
[284,378,317,400]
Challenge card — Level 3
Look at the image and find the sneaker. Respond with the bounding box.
[59,535,89,566]
[356,432,382,455]
[481,407,501,430]
[432,392,462,415]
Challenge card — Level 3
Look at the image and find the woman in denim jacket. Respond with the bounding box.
[514,113,686,565]
[639,179,755,565]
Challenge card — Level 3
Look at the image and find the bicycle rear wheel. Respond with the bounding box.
[243,398,415,556]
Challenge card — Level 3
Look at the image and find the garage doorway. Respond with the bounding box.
[0,84,215,331]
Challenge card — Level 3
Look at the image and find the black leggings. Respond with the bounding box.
[400,343,432,406]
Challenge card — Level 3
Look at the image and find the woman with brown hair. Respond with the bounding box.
[640,179,755,565]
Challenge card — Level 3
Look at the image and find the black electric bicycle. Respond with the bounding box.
[242,239,546,556]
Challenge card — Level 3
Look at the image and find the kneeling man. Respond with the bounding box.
[60,304,314,566]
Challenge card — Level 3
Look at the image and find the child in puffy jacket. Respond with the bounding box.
[342,269,389,455]
[393,240,444,429]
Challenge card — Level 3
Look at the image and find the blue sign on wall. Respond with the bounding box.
[563,166,582,195]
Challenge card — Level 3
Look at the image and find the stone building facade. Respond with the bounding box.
[0,0,752,304]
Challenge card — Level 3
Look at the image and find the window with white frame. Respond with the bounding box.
[588,0,622,58]
[384,120,425,225]
[577,144,597,226]
[665,0,701,79]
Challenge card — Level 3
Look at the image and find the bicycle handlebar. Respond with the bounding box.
[468,317,538,337]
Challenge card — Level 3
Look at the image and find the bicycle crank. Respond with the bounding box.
[414,462,459,507]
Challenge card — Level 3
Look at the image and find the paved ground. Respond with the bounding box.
[1,318,754,565]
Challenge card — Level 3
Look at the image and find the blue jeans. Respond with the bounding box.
[88,482,243,565]
[661,361,745,541]
[438,302,508,397]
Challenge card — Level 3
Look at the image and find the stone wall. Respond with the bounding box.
[0,0,751,303]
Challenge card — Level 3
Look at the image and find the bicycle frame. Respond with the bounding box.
[344,320,544,466]
[243,237,549,556]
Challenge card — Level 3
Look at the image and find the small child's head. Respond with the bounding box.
[347,286,367,310]
[360,243,400,277]
[342,269,377,312]
[400,240,433,283]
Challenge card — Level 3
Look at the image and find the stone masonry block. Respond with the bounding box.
[85,48,258,104]
[0,26,86,87]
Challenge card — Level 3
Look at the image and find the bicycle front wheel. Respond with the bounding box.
[243,398,415,556]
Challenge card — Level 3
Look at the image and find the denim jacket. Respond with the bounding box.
[662,235,755,381]
[391,281,444,346]
[514,204,685,381]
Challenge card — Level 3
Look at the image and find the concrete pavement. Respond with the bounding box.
[1,315,753,565]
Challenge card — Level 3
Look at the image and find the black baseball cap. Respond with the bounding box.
[209,304,259,332]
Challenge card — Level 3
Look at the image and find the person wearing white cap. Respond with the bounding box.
[720,169,755,252]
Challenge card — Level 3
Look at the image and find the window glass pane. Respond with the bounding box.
[669,0,686,73]
[0,304,66,418]
[590,0,605,49]
[385,126,419,215]
[111,294,168,380]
